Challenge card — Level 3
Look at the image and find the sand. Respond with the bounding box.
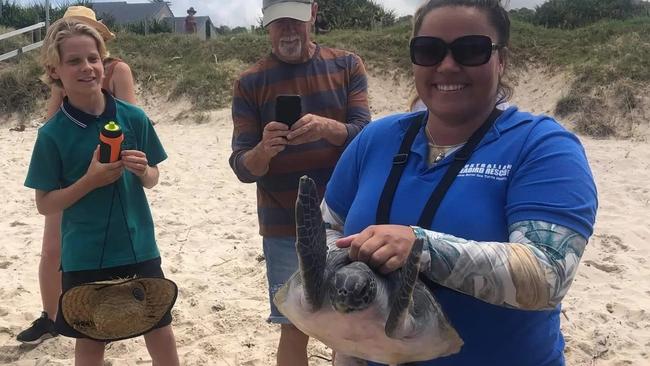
[0,69,648,366]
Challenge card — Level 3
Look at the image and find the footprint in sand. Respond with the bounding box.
[583,260,623,273]
[595,234,629,252]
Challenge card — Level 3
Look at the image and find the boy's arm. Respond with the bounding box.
[121,149,159,189]
[140,165,159,189]
[35,147,124,215]
[35,177,95,215]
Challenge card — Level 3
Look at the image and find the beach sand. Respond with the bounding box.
[0,70,649,365]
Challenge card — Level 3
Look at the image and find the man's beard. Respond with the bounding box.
[277,35,303,60]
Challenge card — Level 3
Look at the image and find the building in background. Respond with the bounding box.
[93,1,173,27]
[172,16,215,40]
[91,1,216,39]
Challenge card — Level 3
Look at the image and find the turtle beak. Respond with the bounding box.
[329,264,377,313]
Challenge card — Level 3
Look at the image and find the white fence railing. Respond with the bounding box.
[0,22,46,62]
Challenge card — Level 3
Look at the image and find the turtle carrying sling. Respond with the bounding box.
[375,108,502,290]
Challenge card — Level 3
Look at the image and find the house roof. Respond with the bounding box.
[92,1,173,25]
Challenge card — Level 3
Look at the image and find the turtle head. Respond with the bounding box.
[329,262,377,313]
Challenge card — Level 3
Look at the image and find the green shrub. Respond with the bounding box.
[0,55,48,116]
[316,0,396,30]
[1,10,649,137]
[530,0,650,29]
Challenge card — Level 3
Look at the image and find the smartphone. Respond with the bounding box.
[275,95,302,127]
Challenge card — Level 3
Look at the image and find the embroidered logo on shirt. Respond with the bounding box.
[458,163,512,180]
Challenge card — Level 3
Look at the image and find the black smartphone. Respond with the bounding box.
[275,95,302,127]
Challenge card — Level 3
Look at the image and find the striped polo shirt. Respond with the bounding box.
[229,44,370,237]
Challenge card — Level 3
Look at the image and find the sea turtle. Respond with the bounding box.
[274,176,463,366]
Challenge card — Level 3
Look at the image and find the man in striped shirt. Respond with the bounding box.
[229,0,370,364]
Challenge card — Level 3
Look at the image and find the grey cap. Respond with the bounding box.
[262,0,314,27]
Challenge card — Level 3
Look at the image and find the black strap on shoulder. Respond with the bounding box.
[375,116,423,225]
[375,108,503,292]
[376,108,502,227]
[417,108,502,227]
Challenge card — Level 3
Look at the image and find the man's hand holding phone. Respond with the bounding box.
[286,113,336,145]
[257,122,290,158]
[274,94,348,146]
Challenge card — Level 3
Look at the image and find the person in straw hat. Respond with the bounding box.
[24,16,179,365]
[17,5,139,345]
[184,6,197,34]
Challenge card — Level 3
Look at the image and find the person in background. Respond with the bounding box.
[17,5,137,344]
[228,0,370,364]
[322,0,598,365]
[184,7,198,34]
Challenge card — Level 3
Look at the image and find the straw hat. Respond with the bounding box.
[61,277,177,341]
[63,6,115,41]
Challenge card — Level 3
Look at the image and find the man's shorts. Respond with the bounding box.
[262,236,299,324]
[55,257,173,339]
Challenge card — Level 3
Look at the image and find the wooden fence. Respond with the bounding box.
[0,22,46,62]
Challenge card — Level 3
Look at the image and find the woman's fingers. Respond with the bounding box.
[347,229,374,261]
[356,235,385,264]
[335,234,356,248]
[379,256,403,275]
[368,244,395,270]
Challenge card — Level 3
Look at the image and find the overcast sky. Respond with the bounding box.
[20,0,547,27]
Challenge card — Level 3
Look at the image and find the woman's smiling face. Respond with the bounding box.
[413,6,504,124]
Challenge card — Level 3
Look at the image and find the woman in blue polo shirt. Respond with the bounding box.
[322,0,597,365]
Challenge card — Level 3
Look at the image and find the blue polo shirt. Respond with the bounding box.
[25,92,167,272]
[325,107,597,366]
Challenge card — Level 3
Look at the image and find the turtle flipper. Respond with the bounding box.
[385,237,424,338]
[295,176,328,311]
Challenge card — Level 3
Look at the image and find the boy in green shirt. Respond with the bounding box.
[25,18,179,365]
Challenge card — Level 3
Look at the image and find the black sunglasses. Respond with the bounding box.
[410,35,502,67]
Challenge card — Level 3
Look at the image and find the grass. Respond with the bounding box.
[1,17,649,136]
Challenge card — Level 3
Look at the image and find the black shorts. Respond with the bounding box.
[55,257,173,339]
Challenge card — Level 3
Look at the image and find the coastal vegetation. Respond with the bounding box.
[1,0,648,137]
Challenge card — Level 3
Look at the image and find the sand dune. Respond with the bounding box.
[0,71,648,365]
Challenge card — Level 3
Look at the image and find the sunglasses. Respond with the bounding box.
[410,35,502,67]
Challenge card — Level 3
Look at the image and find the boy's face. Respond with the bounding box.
[49,35,104,94]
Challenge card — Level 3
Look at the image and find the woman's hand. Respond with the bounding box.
[336,225,416,274]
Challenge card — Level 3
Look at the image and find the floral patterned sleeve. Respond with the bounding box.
[415,221,587,310]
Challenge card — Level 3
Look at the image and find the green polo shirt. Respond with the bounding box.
[25,92,167,272]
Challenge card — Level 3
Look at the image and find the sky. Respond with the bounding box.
[21,0,547,28]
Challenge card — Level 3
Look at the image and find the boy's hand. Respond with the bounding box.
[85,145,123,188]
[121,150,149,177]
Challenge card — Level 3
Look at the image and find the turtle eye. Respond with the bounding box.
[132,287,145,301]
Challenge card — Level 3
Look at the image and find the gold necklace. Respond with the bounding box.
[425,127,447,163]
[425,126,466,164]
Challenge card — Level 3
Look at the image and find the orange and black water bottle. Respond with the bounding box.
[99,121,124,163]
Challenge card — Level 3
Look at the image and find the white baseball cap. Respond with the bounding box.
[262,0,314,27]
